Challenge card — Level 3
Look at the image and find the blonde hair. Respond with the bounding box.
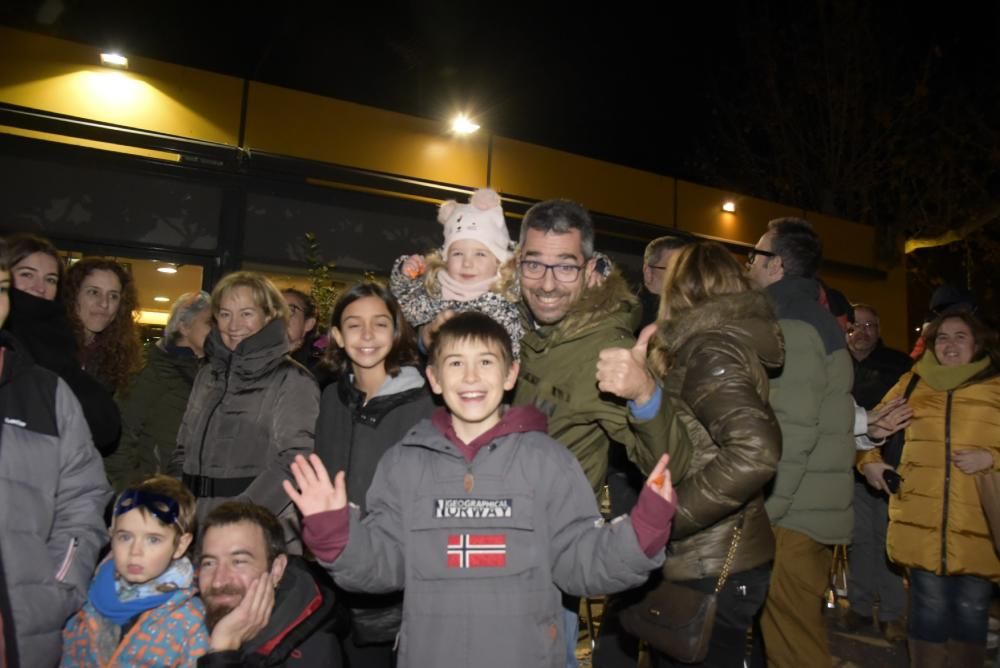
[211,271,290,326]
[421,249,519,302]
[648,240,751,377]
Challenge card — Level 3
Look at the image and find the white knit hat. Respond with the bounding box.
[438,188,512,263]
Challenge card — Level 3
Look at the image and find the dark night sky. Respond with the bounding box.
[1,1,997,189]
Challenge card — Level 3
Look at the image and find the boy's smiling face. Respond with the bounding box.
[426,336,519,444]
[111,509,191,585]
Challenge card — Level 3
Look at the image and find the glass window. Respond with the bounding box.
[0,153,221,250]
[243,188,453,274]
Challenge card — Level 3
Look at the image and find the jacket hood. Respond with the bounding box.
[656,290,784,369]
[522,270,638,348]
[205,318,291,379]
[372,365,426,399]
[410,404,548,457]
[242,557,334,659]
[336,365,430,427]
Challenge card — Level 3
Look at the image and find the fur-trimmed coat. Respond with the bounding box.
[389,255,523,359]
[653,290,784,581]
[512,271,692,494]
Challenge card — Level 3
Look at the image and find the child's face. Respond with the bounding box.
[111,509,191,585]
[331,295,394,372]
[445,240,501,285]
[426,337,519,440]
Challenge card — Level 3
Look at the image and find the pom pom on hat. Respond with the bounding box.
[437,187,512,263]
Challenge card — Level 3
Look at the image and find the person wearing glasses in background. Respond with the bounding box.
[637,235,692,333]
[840,303,913,641]
[744,218,855,668]
[512,199,693,668]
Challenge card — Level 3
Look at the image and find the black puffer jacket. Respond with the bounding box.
[315,366,434,643]
[316,366,435,513]
[172,319,319,518]
[653,290,784,581]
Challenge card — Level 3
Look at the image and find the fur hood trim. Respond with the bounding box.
[656,290,783,368]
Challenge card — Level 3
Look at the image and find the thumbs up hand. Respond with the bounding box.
[596,324,657,405]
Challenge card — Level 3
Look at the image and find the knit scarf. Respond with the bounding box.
[913,354,991,392]
[87,557,193,625]
[438,269,499,302]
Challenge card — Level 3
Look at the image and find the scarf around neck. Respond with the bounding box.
[438,269,499,302]
[913,354,991,391]
[87,557,193,625]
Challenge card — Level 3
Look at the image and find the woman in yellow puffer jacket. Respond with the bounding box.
[858,307,1000,668]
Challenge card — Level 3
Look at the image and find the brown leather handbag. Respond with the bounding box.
[620,516,743,663]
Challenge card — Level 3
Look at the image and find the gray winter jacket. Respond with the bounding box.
[325,408,664,668]
[172,319,319,518]
[0,333,111,667]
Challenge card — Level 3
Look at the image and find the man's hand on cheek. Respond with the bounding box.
[208,574,276,652]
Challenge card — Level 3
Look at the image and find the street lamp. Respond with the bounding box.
[450,114,480,135]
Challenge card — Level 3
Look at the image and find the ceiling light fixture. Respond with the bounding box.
[722,201,737,213]
[450,114,480,135]
[100,52,128,69]
[153,296,170,303]
[156,266,178,274]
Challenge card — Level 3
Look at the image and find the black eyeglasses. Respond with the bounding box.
[747,248,777,265]
[519,259,584,283]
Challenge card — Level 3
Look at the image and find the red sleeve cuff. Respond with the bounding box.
[302,508,350,563]
[629,485,676,557]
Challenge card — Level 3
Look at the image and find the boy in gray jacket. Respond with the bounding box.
[284,312,676,668]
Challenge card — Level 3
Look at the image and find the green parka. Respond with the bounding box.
[105,343,200,491]
[763,277,855,545]
[655,290,784,581]
[513,271,692,494]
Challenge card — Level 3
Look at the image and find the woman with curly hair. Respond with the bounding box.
[64,257,143,393]
[2,235,122,455]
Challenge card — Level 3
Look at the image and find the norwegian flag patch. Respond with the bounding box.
[447,534,507,568]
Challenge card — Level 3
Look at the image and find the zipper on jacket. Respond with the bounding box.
[940,391,953,573]
[55,536,79,581]
[198,356,232,481]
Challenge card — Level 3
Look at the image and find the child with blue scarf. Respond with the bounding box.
[61,476,209,667]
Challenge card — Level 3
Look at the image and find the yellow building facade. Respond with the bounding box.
[0,27,908,349]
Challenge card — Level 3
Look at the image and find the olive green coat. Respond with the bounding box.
[106,343,200,491]
[513,272,692,495]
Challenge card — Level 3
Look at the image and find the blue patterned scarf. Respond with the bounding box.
[87,557,193,625]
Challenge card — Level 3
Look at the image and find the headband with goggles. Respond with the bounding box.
[114,489,185,532]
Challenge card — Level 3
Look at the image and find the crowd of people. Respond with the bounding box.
[0,188,997,668]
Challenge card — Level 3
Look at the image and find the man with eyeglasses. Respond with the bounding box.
[513,199,692,668]
[744,218,855,668]
[637,235,692,333]
[840,303,912,642]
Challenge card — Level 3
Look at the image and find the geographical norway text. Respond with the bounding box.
[435,497,513,519]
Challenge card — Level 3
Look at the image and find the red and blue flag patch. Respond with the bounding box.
[447,534,507,568]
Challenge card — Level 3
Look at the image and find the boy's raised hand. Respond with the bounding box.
[283,454,347,517]
[645,454,675,505]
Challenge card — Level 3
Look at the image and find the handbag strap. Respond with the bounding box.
[713,513,746,594]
